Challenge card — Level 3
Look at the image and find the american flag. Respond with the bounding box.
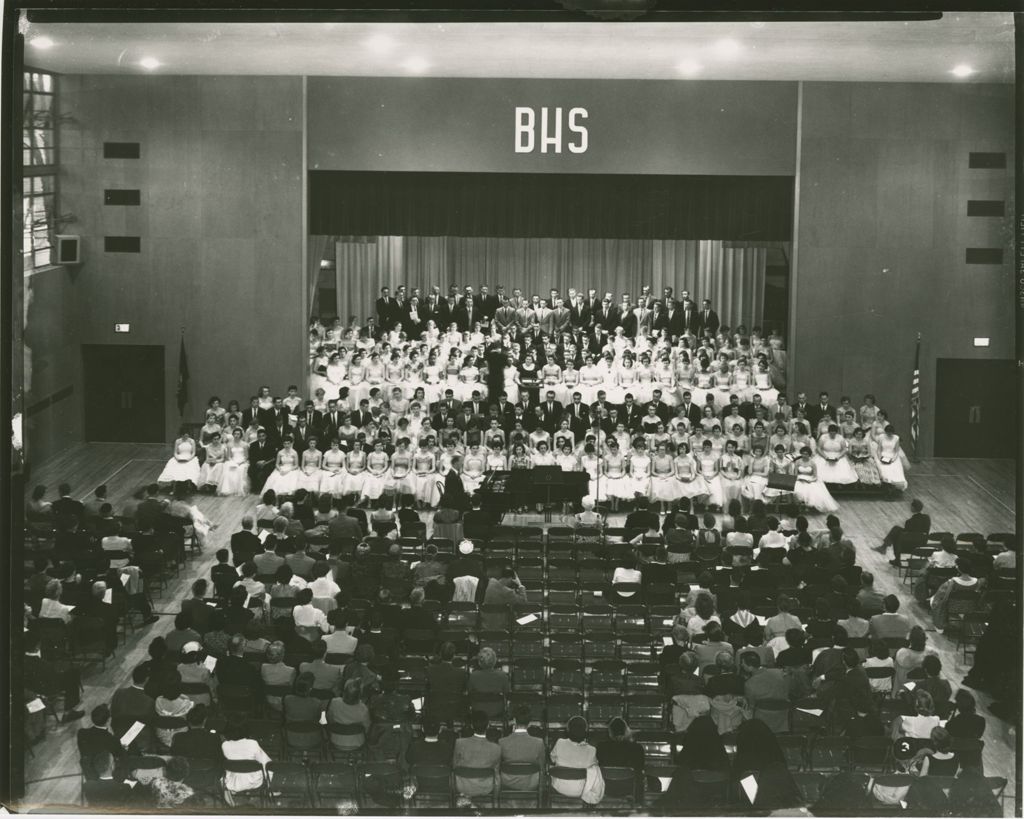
[909,335,921,457]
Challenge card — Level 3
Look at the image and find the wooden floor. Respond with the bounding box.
[17,445,1020,814]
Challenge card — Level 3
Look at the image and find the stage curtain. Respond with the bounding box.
[334,236,766,330]
[311,170,793,241]
[307,235,333,319]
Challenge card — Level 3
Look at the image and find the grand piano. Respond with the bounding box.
[476,466,590,519]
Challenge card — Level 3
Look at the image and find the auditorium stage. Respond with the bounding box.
[17,444,1018,813]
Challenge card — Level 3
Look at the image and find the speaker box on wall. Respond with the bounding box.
[55,234,81,265]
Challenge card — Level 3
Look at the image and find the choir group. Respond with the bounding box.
[157,284,909,515]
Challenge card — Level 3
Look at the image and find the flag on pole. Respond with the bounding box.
[176,333,190,417]
[909,334,921,458]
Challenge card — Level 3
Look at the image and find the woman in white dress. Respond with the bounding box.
[297,438,323,494]
[650,441,682,512]
[652,355,677,406]
[346,353,367,410]
[634,354,656,404]
[577,354,603,405]
[198,431,227,491]
[412,444,440,509]
[691,358,716,407]
[158,426,202,488]
[198,412,223,448]
[873,425,909,490]
[742,443,771,504]
[540,358,566,405]
[696,440,725,510]
[579,444,600,498]
[555,443,578,473]
[752,360,779,409]
[815,425,859,485]
[360,440,391,506]
[627,440,652,499]
[457,356,485,402]
[389,439,416,506]
[217,428,250,497]
[340,440,368,502]
[611,356,639,405]
[719,439,746,506]
[261,436,301,498]
[460,445,487,494]
[730,359,755,403]
[793,447,840,513]
[421,351,444,406]
[319,439,346,498]
[533,440,557,467]
[599,439,631,510]
[763,445,793,503]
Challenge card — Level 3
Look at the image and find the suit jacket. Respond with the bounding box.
[53,496,85,520]
[231,531,262,565]
[216,654,263,692]
[499,731,545,789]
[477,294,499,321]
[569,301,592,329]
[633,305,655,336]
[110,685,155,725]
[171,727,223,759]
[258,406,288,431]
[807,403,838,428]
[327,514,363,542]
[493,306,517,334]
[904,512,931,535]
[539,400,563,432]
[297,409,324,435]
[619,403,643,431]
[697,308,720,336]
[454,736,501,795]
[868,613,911,641]
[619,307,638,337]
[439,468,472,512]
[744,668,790,731]
[376,296,401,329]
[454,303,478,332]
[677,402,702,430]
[241,407,262,429]
[682,303,701,334]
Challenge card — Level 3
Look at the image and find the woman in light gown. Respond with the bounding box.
[562,360,581,405]
[634,354,656,404]
[421,351,444,405]
[198,412,223,448]
[873,425,909,490]
[283,386,303,419]
[360,440,391,506]
[627,439,652,500]
[762,444,794,504]
[730,358,755,403]
[168,485,214,547]
[792,446,839,513]
[206,396,227,426]
[815,425,859,484]
[611,355,639,405]
[345,353,367,411]
[650,441,682,512]
[599,439,631,510]
[461,445,487,494]
[443,349,463,396]
[752,360,779,409]
[696,439,725,510]
[556,443,578,473]
[848,428,881,485]
[158,426,201,488]
[691,358,716,408]
[577,353,603,405]
[340,440,368,503]
[457,355,485,402]
[652,354,677,406]
[261,436,301,498]
[508,442,533,472]
[389,438,416,506]
[485,441,508,473]
[719,439,746,506]
[412,443,440,509]
[859,394,880,429]
[789,422,816,457]
[839,410,860,440]
[217,428,250,497]
[711,359,733,406]
[533,440,557,467]
[297,437,323,494]
[579,444,600,498]
[198,431,227,491]
[311,388,328,414]
[552,420,575,454]
[319,439,346,498]
[540,357,566,405]
[742,443,771,504]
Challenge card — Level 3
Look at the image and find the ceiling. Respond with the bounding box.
[23,14,1014,82]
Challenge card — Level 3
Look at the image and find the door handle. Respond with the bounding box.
[968,405,981,424]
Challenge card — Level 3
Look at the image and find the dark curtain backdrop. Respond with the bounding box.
[310,171,793,241]
[334,236,768,331]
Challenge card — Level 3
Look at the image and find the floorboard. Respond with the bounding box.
[17,447,1019,814]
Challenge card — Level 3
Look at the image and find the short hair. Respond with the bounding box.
[191,578,208,597]
[785,628,806,648]
[91,704,110,726]
[513,703,532,727]
[908,626,927,652]
[342,679,362,704]
[910,498,924,513]
[860,571,874,588]
[228,634,245,655]
[704,622,724,642]
[131,664,150,685]
[295,671,315,697]
[421,717,440,737]
[470,710,489,735]
[241,515,254,530]
[476,647,497,670]
[409,587,425,606]
[883,594,900,614]
[296,588,313,605]
[266,641,286,662]
[922,655,941,677]
[216,548,229,563]
[174,611,193,631]
[740,651,761,670]
[439,642,456,662]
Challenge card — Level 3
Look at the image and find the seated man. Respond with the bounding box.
[868,595,911,641]
[876,498,931,566]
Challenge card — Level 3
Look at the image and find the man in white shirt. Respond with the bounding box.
[101,532,133,569]
[291,588,332,635]
[309,562,341,599]
[754,517,788,560]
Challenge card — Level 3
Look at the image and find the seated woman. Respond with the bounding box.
[157,425,201,489]
[814,425,859,485]
[873,424,909,490]
[847,428,881,485]
[217,428,250,497]
[550,716,605,805]
[929,558,981,632]
[792,447,839,513]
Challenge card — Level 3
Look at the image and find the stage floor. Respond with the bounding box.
[16,443,1019,813]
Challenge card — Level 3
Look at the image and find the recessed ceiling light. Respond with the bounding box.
[366,33,396,54]
[402,57,430,74]
[950,64,975,78]
[714,38,742,57]
[676,60,702,78]
[29,36,54,49]
[139,57,161,70]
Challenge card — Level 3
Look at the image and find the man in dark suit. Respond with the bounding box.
[618,296,637,336]
[791,392,812,423]
[619,395,643,431]
[454,296,478,332]
[677,391,703,430]
[565,392,590,436]
[807,391,838,430]
[407,719,457,767]
[375,286,400,331]
[230,516,262,565]
[878,498,932,565]
[291,418,314,452]
[438,456,473,512]
[697,299,720,336]
[352,399,374,430]
[82,752,139,808]
[569,294,592,329]
[431,389,462,420]
[76,705,123,780]
[321,399,343,441]
[171,704,222,759]
[425,642,468,723]
[297,401,324,438]
[539,391,563,433]
[248,429,277,491]
[52,483,85,522]
[327,509,363,543]
[596,297,618,331]
[682,298,701,335]
[257,396,288,433]
[646,390,672,424]
[25,633,85,722]
[492,297,517,334]
[110,665,155,748]
[77,580,119,654]
[240,396,261,430]
[476,285,499,322]
[215,634,263,693]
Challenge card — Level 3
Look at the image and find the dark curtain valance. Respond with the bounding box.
[309,171,793,241]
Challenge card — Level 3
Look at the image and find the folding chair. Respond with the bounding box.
[547,605,581,632]
[310,761,358,808]
[221,758,266,807]
[600,766,640,808]
[585,631,618,661]
[546,583,578,607]
[547,559,577,584]
[498,762,543,809]
[643,763,677,806]
[614,605,649,635]
[635,730,673,762]
[265,760,311,807]
[358,760,404,810]
[452,766,497,807]
[284,720,325,762]
[549,632,584,661]
[511,656,546,693]
[626,694,665,730]
[848,736,890,772]
[618,633,654,662]
[411,764,453,809]
[778,733,808,771]
[547,660,585,695]
[793,770,829,804]
[588,660,625,695]
[547,766,588,809]
[625,662,661,693]
[545,694,583,733]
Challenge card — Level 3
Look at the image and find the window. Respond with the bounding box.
[23,69,58,271]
